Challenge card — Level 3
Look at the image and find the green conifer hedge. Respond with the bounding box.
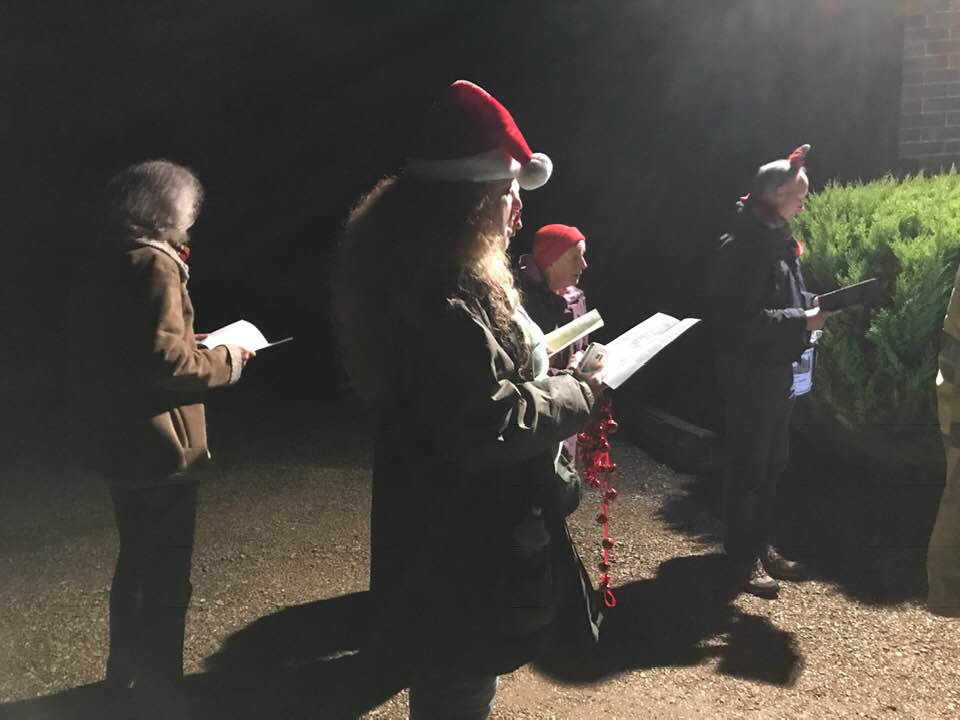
[792,172,960,472]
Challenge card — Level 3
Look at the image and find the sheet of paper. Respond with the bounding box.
[602,313,700,390]
[543,308,604,356]
[198,320,293,352]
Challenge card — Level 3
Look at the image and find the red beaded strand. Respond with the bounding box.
[577,397,619,608]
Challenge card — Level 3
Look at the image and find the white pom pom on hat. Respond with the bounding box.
[519,152,553,191]
[405,79,554,190]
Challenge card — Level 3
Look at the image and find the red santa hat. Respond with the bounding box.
[405,80,553,190]
[533,224,585,269]
[787,144,811,170]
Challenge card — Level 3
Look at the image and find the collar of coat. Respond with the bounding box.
[519,254,584,309]
[737,195,788,229]
[733,203,801,263]
[519,254,547,283]
[130,238,190,280]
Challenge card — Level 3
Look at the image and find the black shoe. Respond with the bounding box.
[762,545,806,581]
[742,558,780,599]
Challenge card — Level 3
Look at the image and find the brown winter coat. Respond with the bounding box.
[70,239,242,486]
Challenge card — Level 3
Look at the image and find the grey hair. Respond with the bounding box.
[104,159,204,244]
[752,159,807,199]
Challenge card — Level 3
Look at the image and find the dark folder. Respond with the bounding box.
[817,278,880,312]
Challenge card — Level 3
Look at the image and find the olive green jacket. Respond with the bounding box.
[369,296,598,675]
[929,264,960,615]
[938,267,960,443]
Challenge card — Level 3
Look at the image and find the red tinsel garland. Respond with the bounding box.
[577,397,619,609]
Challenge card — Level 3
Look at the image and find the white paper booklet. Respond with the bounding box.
[197,320,293,352]
[580,312,700,390]
[542,308,604,357]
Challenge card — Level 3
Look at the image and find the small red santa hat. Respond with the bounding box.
[787,144,811,170]
[533,224,585,269]
[405,80,553,190]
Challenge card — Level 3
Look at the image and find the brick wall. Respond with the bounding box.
[901,0,960,169]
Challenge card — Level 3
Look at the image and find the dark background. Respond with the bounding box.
[3,0,904,440]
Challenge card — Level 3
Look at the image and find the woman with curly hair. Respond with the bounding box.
[70,160,253,718]
[333,81,603,719]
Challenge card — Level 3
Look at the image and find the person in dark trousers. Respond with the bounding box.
[333,80,603,720]
[705,145,830,599]
[517,224,590,373]
[69,160,253,717]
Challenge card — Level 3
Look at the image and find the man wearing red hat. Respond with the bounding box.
[518,224,590,373]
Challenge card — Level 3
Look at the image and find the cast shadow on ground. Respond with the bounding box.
[0,558,801,720]
[655,432,944,606]
[534,553,803,688]
[0,591,406,720]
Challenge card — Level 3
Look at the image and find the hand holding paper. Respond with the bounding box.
[804,306,829,332]
[573,343,606,396]
[578,342,608,375]
[546,309,699,391]
[197,320,293,353]
[577,313,700,390]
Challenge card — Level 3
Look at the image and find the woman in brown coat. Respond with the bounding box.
[333,81,603,720]
[71,160,252,718]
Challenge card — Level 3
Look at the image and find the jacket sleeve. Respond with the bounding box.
[708,240,807,355]
[938,268,960,437]
[140,254,241,392]
[428,302,595,473]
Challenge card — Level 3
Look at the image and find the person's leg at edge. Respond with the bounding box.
[720,379,771,559]
[408,669,498,720]
[133,482,198,718]
[107,486,146,689]
[929,445,960,617]
[719,362,783,597]
[760,390,805,580]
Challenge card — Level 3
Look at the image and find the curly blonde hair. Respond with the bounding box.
[332,175,528,407]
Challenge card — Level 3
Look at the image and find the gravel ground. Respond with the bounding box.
[1,409,958,719]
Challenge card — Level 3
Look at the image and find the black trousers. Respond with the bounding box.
[106,481,198,696]
[718,360,795,563]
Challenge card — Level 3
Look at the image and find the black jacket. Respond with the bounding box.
[706,201,814,368]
